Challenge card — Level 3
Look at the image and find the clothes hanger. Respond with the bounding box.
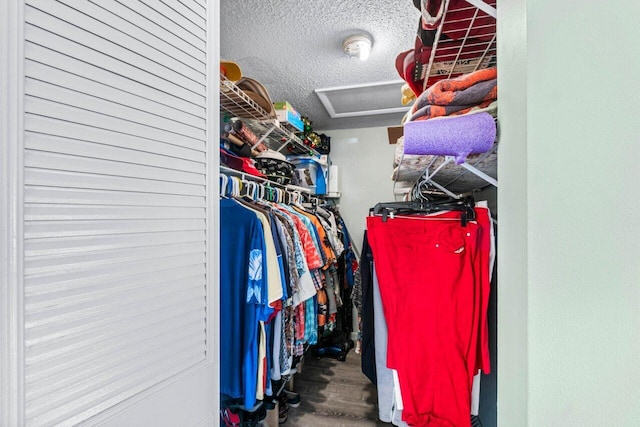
[238,178,249,199]
[244,181,257,201]
[220,174,229,198]
[371,197,476,226]
[230,176,242,198]
[264,185,273,202]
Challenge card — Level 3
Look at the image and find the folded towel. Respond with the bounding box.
[410,67,497,121]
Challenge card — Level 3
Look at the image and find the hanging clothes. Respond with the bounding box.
[219,175,358,414]
[358,231,377,385]
[365,206,493,427]
[220,198,269,409]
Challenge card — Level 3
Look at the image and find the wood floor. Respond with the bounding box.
[284,351,390,427]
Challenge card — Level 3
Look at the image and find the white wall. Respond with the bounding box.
[324,127,397,253]
[500,0,640,425]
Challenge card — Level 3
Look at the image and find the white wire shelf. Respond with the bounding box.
[421,0,497,91]
[393,0,498,199]
[220,74,319,157]
[393,142,498,198]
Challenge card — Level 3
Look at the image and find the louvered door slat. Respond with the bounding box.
[25,187,205,208]
[187,0,206,11]
[27,327,206,402]
[26,60,205,129]
[30,0,206,81]
[25,242,205,275]
[90,0,206,61]
[59,0,206,72]
[158,0,206,30]
[30,0,205,76]
[25,219,205,239]
[25,152,205,185]
[25,43,205,117]
[108,0,206,51]
[137,0,206,40]
[25,281,205,332]
[25,6,205,93]
[22,0,211,424]
[25,204,205,220]
[26,293,205,351]
[25,133,206,174]
[26,266,203,311]
[25,77,205,139]
[25,169,206,196]
[27,342,205,426]
[25,308,205,368]
[25,99,204,150]
[26,116,205,162]
[25,314,204,382]
[25,231,205,257]
[26,329,205,403]
[25,264,205,308]
[25,25,205,106]
[26,254,205,294]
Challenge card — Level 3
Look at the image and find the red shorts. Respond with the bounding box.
[366,208,491,427]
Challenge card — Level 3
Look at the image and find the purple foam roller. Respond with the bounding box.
[403,112,496,164]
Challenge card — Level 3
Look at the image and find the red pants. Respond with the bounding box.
[366,208,491,427]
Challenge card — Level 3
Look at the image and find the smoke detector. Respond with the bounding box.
[342,34,373,61]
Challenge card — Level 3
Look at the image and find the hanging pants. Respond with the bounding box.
[366,208,491,427]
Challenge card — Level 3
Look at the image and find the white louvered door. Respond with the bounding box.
[1,0,219,426]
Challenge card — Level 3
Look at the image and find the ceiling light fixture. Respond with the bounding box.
[342,34,373,61]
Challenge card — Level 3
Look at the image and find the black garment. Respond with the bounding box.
[360,232,376,385]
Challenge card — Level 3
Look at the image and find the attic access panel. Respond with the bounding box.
[315,80,410,118]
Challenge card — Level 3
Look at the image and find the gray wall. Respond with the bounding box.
[498,0,640,425]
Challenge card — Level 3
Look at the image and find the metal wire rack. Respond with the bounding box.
[394,0,498,200]
[220,74,319,157]
[421,0,497,91]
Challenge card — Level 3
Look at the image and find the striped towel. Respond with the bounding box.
[410,67,497,121]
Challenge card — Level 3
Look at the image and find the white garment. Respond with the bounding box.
[271,310,282,381]
[241,205,284,305]
[470,200,496,416]
[256,321,266,400]
[373,267,409,426]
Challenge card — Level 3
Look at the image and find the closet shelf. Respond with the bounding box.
[393,0,498,199]
[220,74,320,157]
[393,143,498,198]
[322,192,341,199]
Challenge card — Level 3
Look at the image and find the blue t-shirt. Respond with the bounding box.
[220,198,267,408]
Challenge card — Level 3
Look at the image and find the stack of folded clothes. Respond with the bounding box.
[399,67,497,166]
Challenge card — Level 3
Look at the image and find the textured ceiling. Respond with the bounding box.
[220,0,420,131]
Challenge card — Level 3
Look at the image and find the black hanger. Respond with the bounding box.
[371,197,476,226]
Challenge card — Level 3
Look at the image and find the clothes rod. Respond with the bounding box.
[220,165,312,194]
